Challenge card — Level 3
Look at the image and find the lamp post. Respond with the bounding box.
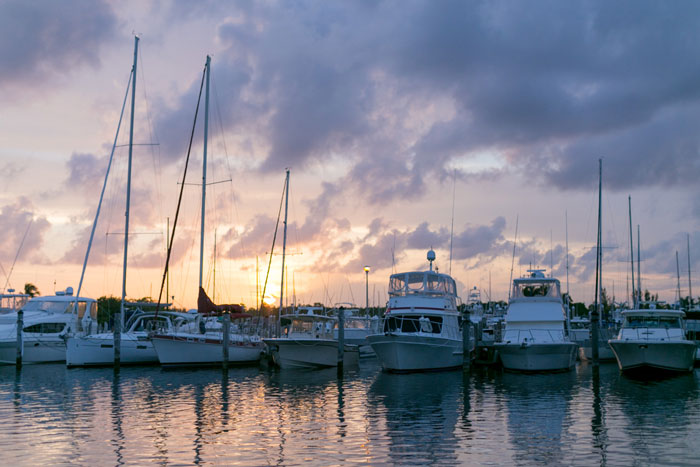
[364,265,370,314]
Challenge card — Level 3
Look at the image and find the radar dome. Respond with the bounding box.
[427,249,436,262]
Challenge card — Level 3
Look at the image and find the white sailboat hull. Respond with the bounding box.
[66,334,158,367]
[0,337,66,364]
[264,338,359,369]
[608,340,696,373]
[367,333,463,372]
[495,342,578,371]
[152,333,263,365]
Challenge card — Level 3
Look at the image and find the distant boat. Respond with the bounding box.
[608,308,696,373]
[0,291,30,314]
[66,37,145,366]
[494,270,578,372]
[152,288,263,366]
[570,317,618,362]
[0,289,97,364]
[66,310,196,367]
[367,250,465,372]
[263,307,359,369]
[330,303,381,357]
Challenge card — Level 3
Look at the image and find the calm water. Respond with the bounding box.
[1,361,699,466]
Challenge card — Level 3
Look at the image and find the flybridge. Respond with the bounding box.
[388,271,457,297]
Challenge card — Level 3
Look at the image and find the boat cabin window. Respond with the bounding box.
[23,322,66,334]
[383,315,443,333]
[625,316,682,329]
[74,301,87,317]
[132,317,170,332]
[512,281,560,299]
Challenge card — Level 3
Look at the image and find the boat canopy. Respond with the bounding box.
[389,271,457,297]
[511,278,561,300]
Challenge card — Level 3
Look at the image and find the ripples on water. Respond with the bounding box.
[1,362,699,466]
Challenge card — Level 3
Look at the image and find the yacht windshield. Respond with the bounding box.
[512,281,560,299]
[22,300,73,314]
[625,316,682,329]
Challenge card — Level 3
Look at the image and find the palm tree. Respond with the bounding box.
[23,283,40,297]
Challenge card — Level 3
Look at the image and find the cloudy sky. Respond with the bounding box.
[1,0,699,309]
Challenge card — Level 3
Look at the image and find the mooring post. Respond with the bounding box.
[114,307,121,368]
[337,307,345,373]
[462,316,471,370]
[222,312,230,370]
[591,304,600,366]
[16,309,23,368]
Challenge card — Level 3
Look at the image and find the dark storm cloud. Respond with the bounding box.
[0,0,118,87]
[147,1,700,207]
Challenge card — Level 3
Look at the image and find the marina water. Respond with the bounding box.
[1,361,699,465]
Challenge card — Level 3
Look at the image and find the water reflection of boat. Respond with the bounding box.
[495,370,577,465]
[367,370,461,464]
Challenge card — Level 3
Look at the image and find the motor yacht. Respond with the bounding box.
[494,270,578,371]
[264,307,359,369]
[0,289,97,364]
[367,250,465,372]
[608,308,696,373]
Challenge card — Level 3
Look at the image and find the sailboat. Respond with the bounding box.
[66,37,190,367]
[151,55,263,366]
[263,170,359,369]
[574,160,617,362]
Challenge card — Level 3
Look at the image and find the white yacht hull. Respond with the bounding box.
[0,337,66,364]
[496,342,578,371]
[152,334,263,365]
[66,334,158,367]
[264,338,359,369]
[608,340,696,373]
[367,333,463,372]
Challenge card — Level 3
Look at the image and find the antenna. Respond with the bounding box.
[449,170,456,275]
[550,229,553,278]
[508,215,519,300]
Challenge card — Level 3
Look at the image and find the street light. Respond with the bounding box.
[364,265,370,314]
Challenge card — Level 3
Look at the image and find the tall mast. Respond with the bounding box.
[198,55,211,290]
[279,169,290,322]
[118,35,139,365]
[637,225,641,303]
[565,210,570,298]
[689,233,694,309]
[449,170,456,275]
[591,158,602,364]
[213,229,217,301]
[628,196,636,308]
[676,251,682,307]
